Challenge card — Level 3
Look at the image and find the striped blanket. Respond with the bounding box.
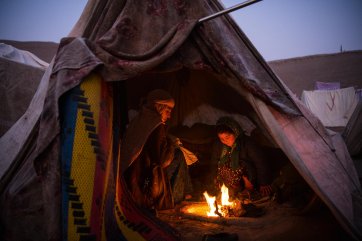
[60,73,180,241]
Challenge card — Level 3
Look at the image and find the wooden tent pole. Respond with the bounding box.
[198,0,262,24]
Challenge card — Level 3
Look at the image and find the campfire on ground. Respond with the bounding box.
[203,184,247,218]
[180,183,254,219]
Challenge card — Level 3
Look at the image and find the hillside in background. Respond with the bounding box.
[1,40,362,99]
[269,51,362,98]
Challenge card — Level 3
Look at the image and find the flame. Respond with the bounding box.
[221,184,233,206]
[203,191,218,216]
[203,184,234,217]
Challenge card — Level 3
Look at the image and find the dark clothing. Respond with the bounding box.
[166,149,193,204]
[124,124,175,210]
[211,136,271,194]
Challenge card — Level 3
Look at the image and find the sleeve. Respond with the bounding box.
[210,140,222,168]
[245,139,272,186]
[147,124,175,168]
[210,141,223,189]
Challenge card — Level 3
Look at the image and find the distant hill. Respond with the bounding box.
[268,51,362,98]
[0,39,58,63]
[1,40,361,98]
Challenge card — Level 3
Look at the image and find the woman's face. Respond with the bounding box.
[218,132,236,147]
[160,106,173,123]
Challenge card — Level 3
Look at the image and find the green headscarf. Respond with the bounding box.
[216,117,242,170]
[216,116,242,138]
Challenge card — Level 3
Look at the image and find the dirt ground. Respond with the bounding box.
[158,199,353,241]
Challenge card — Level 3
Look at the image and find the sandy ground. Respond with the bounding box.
[158,200,353,241]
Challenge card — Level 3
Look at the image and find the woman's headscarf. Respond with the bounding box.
[121,89,174,173]
[216,117,243,170]
[145,89,175,109]
[216,116,242,138]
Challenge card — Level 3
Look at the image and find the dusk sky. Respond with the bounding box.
[0,0,361,61]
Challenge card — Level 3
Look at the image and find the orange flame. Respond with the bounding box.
[203,183,234,217]
[221,184,233,206]
[203,191,218,216]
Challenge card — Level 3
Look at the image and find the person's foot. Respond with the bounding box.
[202,232,238,241]
[184,194,192,200]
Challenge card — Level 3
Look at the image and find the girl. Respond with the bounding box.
[212,117,273,199]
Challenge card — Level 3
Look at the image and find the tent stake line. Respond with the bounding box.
[198,0,262,24]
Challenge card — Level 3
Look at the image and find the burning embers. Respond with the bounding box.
[180,183,266,221]
[203,184,247,218]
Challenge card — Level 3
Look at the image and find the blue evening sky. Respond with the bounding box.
[0,0,361,61]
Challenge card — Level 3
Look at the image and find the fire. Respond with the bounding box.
[203,191,218,217]
[221,184,233,206]
[203,184,234,217]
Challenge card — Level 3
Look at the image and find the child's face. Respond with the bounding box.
[218,132,236,147]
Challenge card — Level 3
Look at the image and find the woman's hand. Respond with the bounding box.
[242,176,254,190]
[168,134,182,147]
[259,184,273,197]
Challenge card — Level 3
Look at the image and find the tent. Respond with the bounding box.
[1,0,361,240]
[343,101,362,157]
[268,51,362,99]
[0,43,49,136]
[0,43,49,69]
[301,87,359,128]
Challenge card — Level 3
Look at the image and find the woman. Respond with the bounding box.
[211,117,273,199]
[121,89,177,212]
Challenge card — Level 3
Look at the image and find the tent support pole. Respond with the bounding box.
[198,0,262,24]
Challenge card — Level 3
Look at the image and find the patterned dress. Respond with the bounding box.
[211,134,271,197]
[215,143,250,194]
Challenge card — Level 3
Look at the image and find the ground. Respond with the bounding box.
[158,199,353,241]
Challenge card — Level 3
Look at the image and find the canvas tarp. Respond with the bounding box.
[343,101,362,156]
[1,0,361,240]
[0,46,47,136]
[315,81,341,91]
[301,87,359,127]
[0,43,49,69]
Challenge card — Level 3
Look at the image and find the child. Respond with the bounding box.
[211,117,273,199]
